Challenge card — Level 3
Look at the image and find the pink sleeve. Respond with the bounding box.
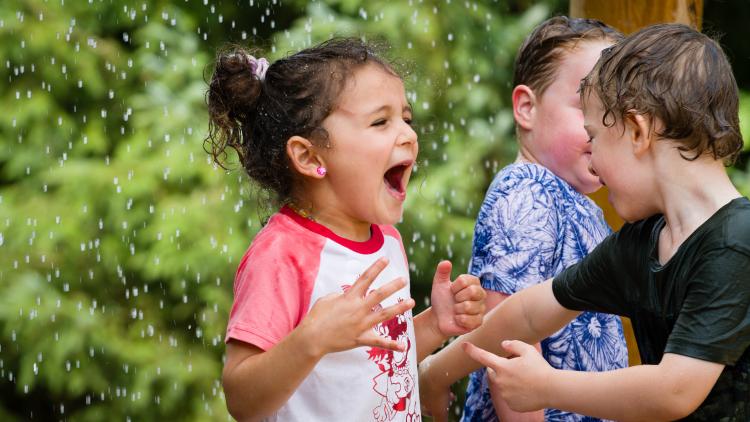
[225,222,324,350]
[381,225,408,266]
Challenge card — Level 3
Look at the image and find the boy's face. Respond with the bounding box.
[529,40,612,195]
[583,94,654,222]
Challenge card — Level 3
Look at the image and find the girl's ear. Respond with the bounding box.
[512,85,536,131]
[286,136,326,179]
[626,111,653,156]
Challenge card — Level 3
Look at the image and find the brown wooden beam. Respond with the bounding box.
[570,0,703,34]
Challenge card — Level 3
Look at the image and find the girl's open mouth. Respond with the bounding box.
[384,161,411,200]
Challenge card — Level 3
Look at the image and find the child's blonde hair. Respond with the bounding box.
[514,16,623,97]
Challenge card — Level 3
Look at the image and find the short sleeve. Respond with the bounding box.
[552,231,631,317]
[470,176,560,294]
[665,248,750,365]
[225,226,323,350]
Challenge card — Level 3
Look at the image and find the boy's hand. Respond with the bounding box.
[463,340,553,412]
[430,260,486,337]
[301,257,415,357]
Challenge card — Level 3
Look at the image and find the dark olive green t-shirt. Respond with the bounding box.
[553,197,750,421]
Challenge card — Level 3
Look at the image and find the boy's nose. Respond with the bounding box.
[588,162,598,177]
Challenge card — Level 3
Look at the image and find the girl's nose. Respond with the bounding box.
[398,124,418,146]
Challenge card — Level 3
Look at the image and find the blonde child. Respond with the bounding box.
[420,23,749,421]
[205,38,486,421]
[462,16,627,422]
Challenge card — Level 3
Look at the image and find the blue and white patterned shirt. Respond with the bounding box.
[462,163,628,422]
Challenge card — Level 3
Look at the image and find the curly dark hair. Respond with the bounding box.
[581,23,743,164]
[205,37,397,203]
[514,15,623,97]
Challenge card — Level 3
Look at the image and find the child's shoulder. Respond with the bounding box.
[245,211,325,261]
[714,197,750,252]
[484,162,594,212]
[490,162,571,195]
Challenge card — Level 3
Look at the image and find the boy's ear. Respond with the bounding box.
[512,85,536,131]
[626,111,653,156]
[286,135,326,179]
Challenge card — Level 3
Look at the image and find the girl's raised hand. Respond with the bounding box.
[299,257,415,357]
[430,261,486,337]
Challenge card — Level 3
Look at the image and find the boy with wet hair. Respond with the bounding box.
[420,23,748,421]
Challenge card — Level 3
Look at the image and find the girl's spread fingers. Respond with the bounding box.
[367,298,414,326]
[359,332,404,351]
[348,257,389,297]
[364,277,406,308]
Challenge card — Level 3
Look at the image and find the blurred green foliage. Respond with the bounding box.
[0,0,747,421]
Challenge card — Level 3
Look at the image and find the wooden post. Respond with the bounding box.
[570,0,704,367]
[570,0,703,35]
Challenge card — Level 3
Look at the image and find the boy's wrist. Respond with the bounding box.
[539,367,559,409]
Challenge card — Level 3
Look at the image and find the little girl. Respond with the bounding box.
[205,38,486,421]
[457,16,629,422]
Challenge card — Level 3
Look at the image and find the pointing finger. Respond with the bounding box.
[462,342,507,371]
[500,339,536,357]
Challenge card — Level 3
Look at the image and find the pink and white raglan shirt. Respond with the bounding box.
[226,206,420,421]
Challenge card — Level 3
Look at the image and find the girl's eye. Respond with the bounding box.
[587,136,594,143]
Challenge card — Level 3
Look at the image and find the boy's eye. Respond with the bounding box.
[371,119,387,127]
[404,117,413,126]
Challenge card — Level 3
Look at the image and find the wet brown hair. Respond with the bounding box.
[581,23,743,163]
[514,15,623,97]
[205,38,396,203]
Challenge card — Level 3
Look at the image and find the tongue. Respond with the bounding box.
[385,167,403,193]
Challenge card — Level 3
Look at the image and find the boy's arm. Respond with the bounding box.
[419,280,579,420]
[467,341,724,421]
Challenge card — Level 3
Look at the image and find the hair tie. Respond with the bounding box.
[247,54,269,81]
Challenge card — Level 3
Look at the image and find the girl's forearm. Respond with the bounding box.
[223,326,322,421]
[414,307,448,362]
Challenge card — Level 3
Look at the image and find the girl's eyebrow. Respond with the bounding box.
[365,104,413,115]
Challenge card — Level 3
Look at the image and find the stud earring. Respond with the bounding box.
[316,166,327,176]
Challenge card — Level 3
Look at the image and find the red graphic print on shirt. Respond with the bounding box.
[367,301,418,421]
